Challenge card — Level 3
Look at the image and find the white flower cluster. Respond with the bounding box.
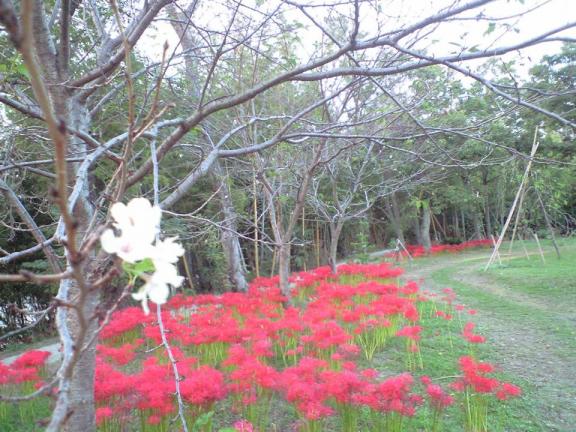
[100,198,184,314]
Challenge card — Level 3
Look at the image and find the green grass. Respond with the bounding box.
[485,244,576,311]
[423,238,576,432]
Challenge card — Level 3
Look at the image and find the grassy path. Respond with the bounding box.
[400,240,576,431]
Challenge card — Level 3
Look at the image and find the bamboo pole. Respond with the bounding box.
[508,181,528,254]
[520,238,530,260]
[489,235,502,266]
[315,220,321,268]
[535,186,561,258]
[485,128,540,271]
[531,230,546,264]
[397,239,413,268]
[182,251,195,293]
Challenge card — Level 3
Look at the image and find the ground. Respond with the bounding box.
[400,239,576,431]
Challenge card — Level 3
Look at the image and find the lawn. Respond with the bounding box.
[428,238,576,431]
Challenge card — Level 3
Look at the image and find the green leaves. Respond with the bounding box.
[122,258,155,281]
[192,411,215,431]
[484,22,496,35]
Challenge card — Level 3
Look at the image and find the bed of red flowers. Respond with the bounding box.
[391,239,494,259]
[1,249,520,432]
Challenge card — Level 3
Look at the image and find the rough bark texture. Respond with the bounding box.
[420,203,432,252]
[484,202,492,237]
[58,91,98,432]
[472,209,484,239]
[413,214,423,246]
[214,163,248,292]
[328,221,344,274]
[65,283,98,431]
[384,194,406,244]
[278,243,291,298]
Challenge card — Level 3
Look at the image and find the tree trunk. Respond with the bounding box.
[278,243,292,298]
[328,221,344,274]
[386,194,405,244]
[453,208,460,239]
[420,203,432,252]
[413,215,423,245]
[65,280,99,432]
[484,201,492,237]
[214,163,248,292]
[472,209,484,239]
[59,98,99,432]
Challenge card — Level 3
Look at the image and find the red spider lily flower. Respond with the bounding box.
[452,356,501,394]
[180,365,227,406]
[95,406,114,426]
[234,419,255,432]
[354,373,421,416]
[496,382,522,400]
[100,306,150,340]
[320,368,366,404]
[462,322,486,344]
[97,340,142,365]
[396,325,422,341]
[11,350,50,369]
[424,382,454,410]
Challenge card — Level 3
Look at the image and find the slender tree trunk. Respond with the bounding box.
[420,203,432,252]
[453,208,460,239]
[387,194,405,244]
[214,162,248,292]
[328,221,344,273]
[472,209,484,239]
[60,98,99,432]
[413,215,423,245]
[65,280,98,432]
[484,201,492,237]
[278,243,292,298]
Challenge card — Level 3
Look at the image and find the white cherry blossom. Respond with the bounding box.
[100,198,161,263]
[100,198,185,314]
[132,261,184,314]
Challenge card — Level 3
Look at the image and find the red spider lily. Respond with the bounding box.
[97,339,143,365]
[3,258,525,431]
[95,406,114,426]
[495,382,522,400]
[11,350,50,369]
[354,373,422,416]
[338,262,404,280]
[100,306,150,341]
[233,419,255,432]
[180,365,227,406]
[435,310,453,320]
[278,357,335,420]
[463,322,486,344]
[320,368,366,404]
[420,376,454,410]
[396,326,422,341]
[452,356,500,394]
[301,321,351,351]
